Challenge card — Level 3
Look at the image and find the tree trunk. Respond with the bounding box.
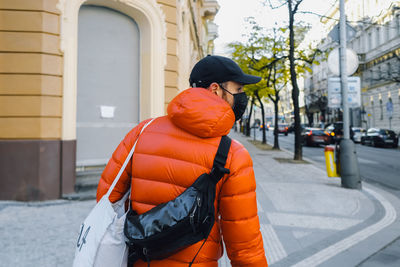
[255,91,267,144]
[273,97,280,150]
[288,2,302,161]
[246,97,254,136]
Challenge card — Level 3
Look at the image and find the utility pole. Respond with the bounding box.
[339,0,361,189]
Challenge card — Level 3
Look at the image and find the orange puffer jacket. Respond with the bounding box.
[97,87,267,267]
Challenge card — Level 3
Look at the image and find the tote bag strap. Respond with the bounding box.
[105,118,156,199]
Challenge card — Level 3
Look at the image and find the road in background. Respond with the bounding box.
[251,129,400,193]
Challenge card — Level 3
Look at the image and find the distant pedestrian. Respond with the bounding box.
[97,55,268,266]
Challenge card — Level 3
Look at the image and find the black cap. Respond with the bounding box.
[189,55,261,88]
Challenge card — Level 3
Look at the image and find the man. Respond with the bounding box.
[97,55,268,266]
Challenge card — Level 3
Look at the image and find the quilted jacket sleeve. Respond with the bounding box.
[219,142,268,266]
[96,119,152,203]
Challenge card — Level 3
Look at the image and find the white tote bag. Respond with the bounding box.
[73,118,155,267]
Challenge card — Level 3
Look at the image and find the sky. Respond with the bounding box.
[213,0,338,55]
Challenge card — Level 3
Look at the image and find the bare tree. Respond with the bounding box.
[266,0,323,160]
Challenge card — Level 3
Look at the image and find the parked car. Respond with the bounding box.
[259,123,270,131]
[288,123,306,133]
[250,119,261,129]
[288,123,295,133]
[302,128,331,146]
[324,124,334,138]
[324,123,340,143]
[324,122,355,144]
[361,128,398,148]
[277,124,289,136]
[352,127,366,143]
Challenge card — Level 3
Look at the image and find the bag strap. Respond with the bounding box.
[105,118,156,198]
[189,135,231,266]
[209,135,232,184]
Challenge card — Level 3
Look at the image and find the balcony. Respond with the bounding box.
[207,21,218,41]
[201,0,220,20]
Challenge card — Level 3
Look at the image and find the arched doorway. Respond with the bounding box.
[76,5,140,167]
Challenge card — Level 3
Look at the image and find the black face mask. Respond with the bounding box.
[219,84,248,121]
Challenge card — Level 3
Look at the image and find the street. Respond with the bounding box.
[253,129,400,193]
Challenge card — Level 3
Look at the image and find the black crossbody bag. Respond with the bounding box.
[124,135,231,266]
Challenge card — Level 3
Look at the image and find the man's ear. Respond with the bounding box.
[208,82,219,95]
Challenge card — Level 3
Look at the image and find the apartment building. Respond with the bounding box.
[0,0,219,200]
[303,0,400,132]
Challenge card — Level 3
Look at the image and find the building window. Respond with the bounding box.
[397,14,400,35]
[385,22,390,41]
[376,27,381,46]
[372,68,379,84]
[368,32,372,51]
[398,89,400,113]
[377,66,381,80]
[365,69,372,85]
[379,94,383,120]
[370,95,375,127]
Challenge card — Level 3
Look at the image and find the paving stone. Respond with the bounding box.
[0,131,399,266]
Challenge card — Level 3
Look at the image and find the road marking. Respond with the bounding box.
[292,230,312,239]
[291,187,397,267]
[261,224,288,264]
[267,212,362,231]
[357,158,378,164]
[350,198,361,216]
[257,200,264,213]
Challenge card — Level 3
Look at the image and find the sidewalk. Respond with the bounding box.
[219,131,400,267]
[0,199,94,267]
[0,132,399,267]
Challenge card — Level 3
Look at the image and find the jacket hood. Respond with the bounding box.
[167,87,235,138]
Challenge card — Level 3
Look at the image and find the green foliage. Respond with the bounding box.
[228,18,323,98]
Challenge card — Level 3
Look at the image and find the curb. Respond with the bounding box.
[292,185,397,267]
[232,131,399,266]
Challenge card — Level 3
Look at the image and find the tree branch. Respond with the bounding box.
[298,11,339,22]
[266,0,287,10]
[249,56,288,72]
[268,94,277,103]
[293,0,304,15]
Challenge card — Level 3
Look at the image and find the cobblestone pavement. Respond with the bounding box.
[0,200,95,267]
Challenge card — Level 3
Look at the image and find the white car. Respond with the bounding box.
[352,127,366,143]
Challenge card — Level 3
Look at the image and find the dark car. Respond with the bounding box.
[288,123,295,133]
[324,123,340,143]
[250,119,261,129]
[302,128,331,147]
[277,124,289,136]
[325,122,355,144]
[288,123,306,133]
[361,128,398,148]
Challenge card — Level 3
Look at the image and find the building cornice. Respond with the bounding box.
[201,0,219,20]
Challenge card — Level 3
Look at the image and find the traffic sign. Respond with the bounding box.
[327,77,361,108]
[328,22,357,43]
[327,47,359,76]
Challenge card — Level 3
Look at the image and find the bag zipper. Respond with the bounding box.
[126,196,199,244]
[189,196,202,233]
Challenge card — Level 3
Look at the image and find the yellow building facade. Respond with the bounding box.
[0,0,219,200]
